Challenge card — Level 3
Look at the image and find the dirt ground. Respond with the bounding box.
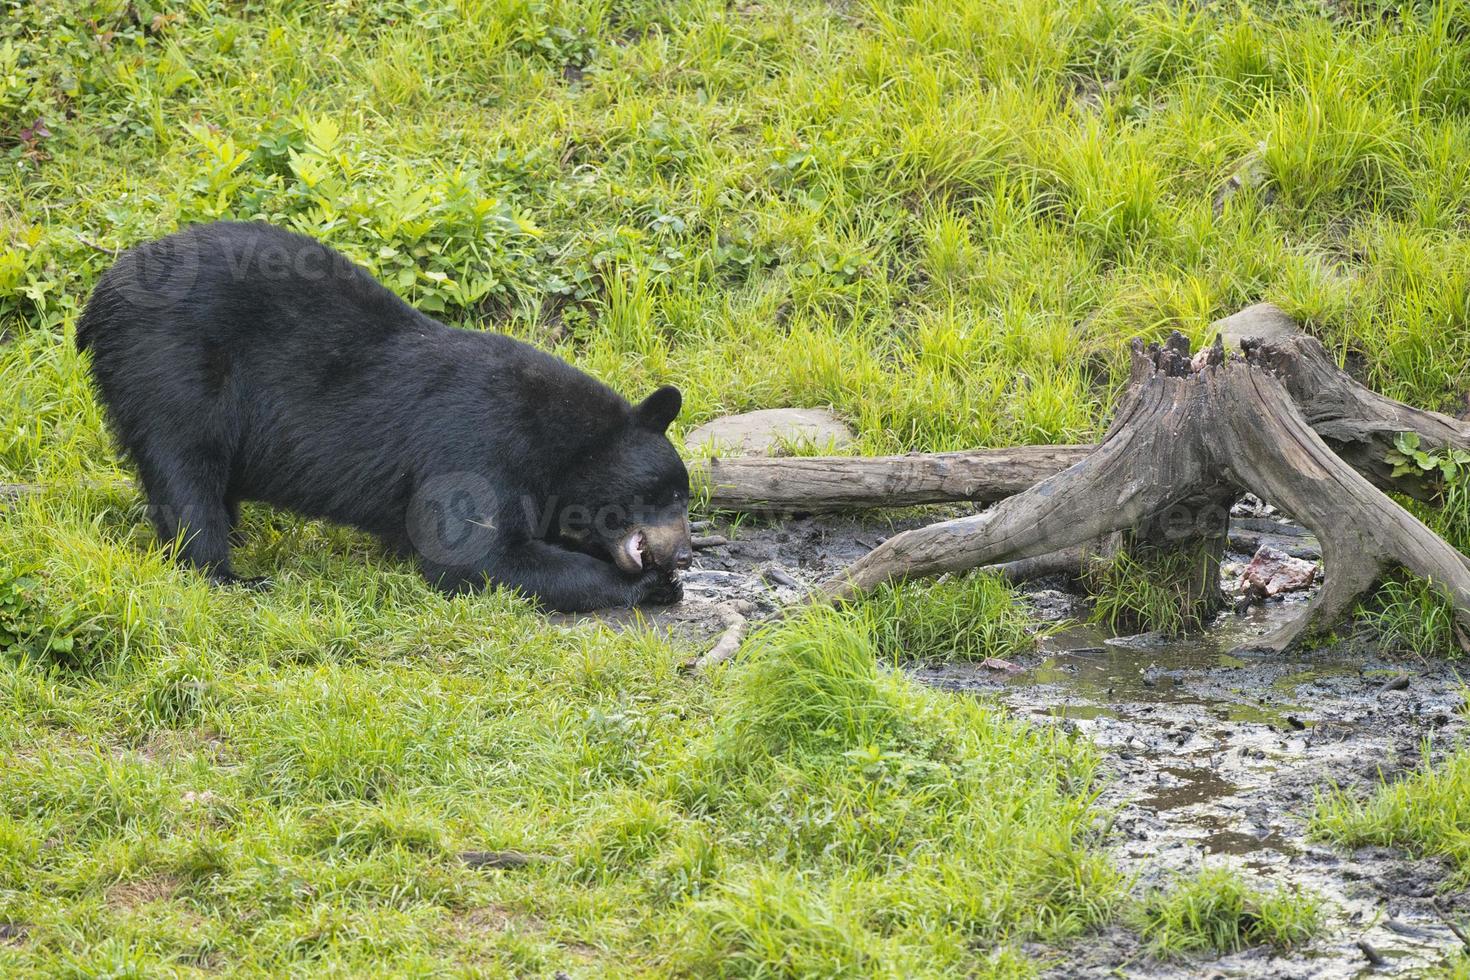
[566,506,1470,977]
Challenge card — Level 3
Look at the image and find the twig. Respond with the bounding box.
[75,234,122,256]
[686,607,748,673]
[1444,917,1470,952]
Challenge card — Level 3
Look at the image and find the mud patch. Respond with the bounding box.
[550,510,955,639]
[563,510,1470,975]
[105,873,182,910]
[920,601,1470,977]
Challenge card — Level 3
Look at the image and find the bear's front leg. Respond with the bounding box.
[421,538,682,613]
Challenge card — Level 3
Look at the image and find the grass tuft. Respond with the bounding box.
[1313,743,1470,878]
[1133,867,1322,957]
[1353,573,1464,660]
[1086,547,1215,636]
[861,571,1042,664]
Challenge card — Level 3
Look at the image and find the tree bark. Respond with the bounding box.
[1247,332,1470,500]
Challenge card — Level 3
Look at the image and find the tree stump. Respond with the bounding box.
[819,333,1470,653]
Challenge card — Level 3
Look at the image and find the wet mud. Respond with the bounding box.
[563,509,1470,976]
[922,603,1470,978]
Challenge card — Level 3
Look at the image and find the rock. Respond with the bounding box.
[1211,303,1301,351]
[685,407,854,457]
[978,657,1024,673]
[1212,146,1269,216]
[1243,544,1318,597]
[458,850,545,870]
[761,565,801,590]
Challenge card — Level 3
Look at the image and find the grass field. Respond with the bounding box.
[6,0,1470,974]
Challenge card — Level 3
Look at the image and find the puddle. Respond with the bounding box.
[560,509,1470,976]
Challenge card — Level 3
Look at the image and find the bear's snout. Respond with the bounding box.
[643,519,693,573]
[613,519,692,575]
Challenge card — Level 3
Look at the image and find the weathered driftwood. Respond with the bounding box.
[695,446,1090,512]
[819,334,1470,653]
[689,608,748,672]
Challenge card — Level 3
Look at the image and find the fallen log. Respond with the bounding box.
[819,333,1470,653]
[696,445,1090,512]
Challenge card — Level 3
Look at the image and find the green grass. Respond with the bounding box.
[0,542,1118,973]
[1313,741,1470,878]
[861,571,1043,664]
[1086,547,1217,636]
[1352,458,1470,659]
[1353,572,1466,660]
[8,0,1470,972]
[1133,867,1322,957]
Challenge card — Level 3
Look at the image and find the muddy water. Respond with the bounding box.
[563,511,1470,976]
[917,599,1470,978]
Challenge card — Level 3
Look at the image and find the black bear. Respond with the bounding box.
[77,221,691,612]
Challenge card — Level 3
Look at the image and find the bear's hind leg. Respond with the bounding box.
[134,446,242,584]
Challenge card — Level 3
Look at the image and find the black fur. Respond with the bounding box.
[77,221,690,612]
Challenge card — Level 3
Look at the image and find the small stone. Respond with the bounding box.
[1211,303,1301,351]
[685,407,854,457]
[1212,147,1268,216]
[1243,544,1318,597]
[978,657,1024,673]
[761,566,801,590]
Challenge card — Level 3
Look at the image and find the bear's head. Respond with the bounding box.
[560,385,693,575]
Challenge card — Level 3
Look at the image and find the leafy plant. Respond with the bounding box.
[0,563,104,667]
[1385,431,1470,483]
[1355,436,1470,657]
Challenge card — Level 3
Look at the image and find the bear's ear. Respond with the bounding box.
[634,385,682,432]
